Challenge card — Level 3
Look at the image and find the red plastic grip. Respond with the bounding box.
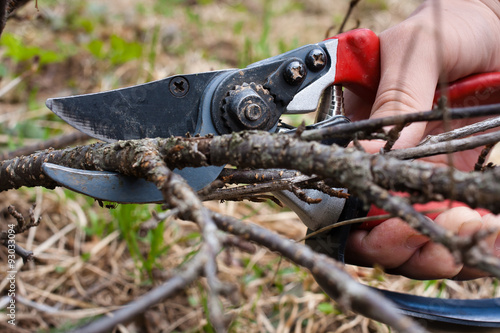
[434,72,500,108]
[328,29,380,103]
[359,200,491,230]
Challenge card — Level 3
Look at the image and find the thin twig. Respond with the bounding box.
[300,103,500,142]
[337,0,360,34]
[218,168,302,184]
[418,116,500,146]
[201,174,311,201]
[70,251,207,333]
[0,131,91,160]
[211,212,427,333]
[386,130,500,160]
[298,207,452,242]
[382,123,405,152]
[138,209,179,237]
[475,144,496,171]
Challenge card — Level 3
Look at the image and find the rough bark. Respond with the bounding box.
[0,0,7,34]
[1,130,499,278]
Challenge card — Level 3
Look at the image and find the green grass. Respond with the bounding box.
[423,279,447,298]
[0,33,69,66]
[86,35,143,65]
[235,0,301,67]
[109,204,169,278]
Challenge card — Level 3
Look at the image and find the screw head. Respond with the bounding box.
[226,85,270,130]
[284,60,306,85]
[169,76,189,97]
[306,48,326,72]
[243,103,263,121]
[233,92,270,129]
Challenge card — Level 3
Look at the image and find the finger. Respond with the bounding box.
[393,207,499,279]
[356,21,441,154]
[393,242,461,280]
[393,208,483,279]
[345,218,429,269]
[346,207,493,280]
[455,213,500,279]
[483,214,500,258]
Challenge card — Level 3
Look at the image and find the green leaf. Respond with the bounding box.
[0,64,8,77]
[1,33,67,65]
[81,252,91,262]
[87,35,143,65]
[87,39,105,59]
[54,266,66,273]
[317,302,336,315]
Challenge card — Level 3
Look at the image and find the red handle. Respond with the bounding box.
[328,29,500,108]
[328,29,381,102]
[434,72,500,108]
[359,200,491,230]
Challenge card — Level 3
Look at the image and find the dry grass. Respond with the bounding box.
[0,0,498,332]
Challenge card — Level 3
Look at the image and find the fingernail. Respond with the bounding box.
[405,235,429,249]
[495,235,500,251]
[458,220,481,236]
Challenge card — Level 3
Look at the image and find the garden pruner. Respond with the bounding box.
[42,29,500,328]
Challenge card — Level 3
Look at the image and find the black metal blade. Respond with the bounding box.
[46,71,226,142]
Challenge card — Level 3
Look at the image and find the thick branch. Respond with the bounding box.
[206,132,500,215]
[2,133,500,214]
[2,131,500,275]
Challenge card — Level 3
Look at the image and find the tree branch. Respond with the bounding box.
[418,116,500,146]
[300,103,500,142]
[70,250,207,333]
[211,212,426,333]
[2,130,499,277]
[2,107,500,331]
[386,129,500,160]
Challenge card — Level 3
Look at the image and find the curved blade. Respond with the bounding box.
[43,163,163,203]
[42,163,220,203]
[46,71,227,142]
[46,70,231,195]
[379,289,500,328]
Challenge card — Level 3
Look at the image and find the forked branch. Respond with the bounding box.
[1,108,500,332]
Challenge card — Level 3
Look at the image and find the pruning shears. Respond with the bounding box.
[41,29,500,328]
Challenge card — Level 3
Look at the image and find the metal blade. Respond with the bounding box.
[43,163,221,203]
[46,71,229,196]
[43,163,163,203]
[46,71,227,142]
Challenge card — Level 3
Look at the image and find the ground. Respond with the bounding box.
[0,1,499,332]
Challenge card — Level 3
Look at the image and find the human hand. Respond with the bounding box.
[343,0,500,279]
